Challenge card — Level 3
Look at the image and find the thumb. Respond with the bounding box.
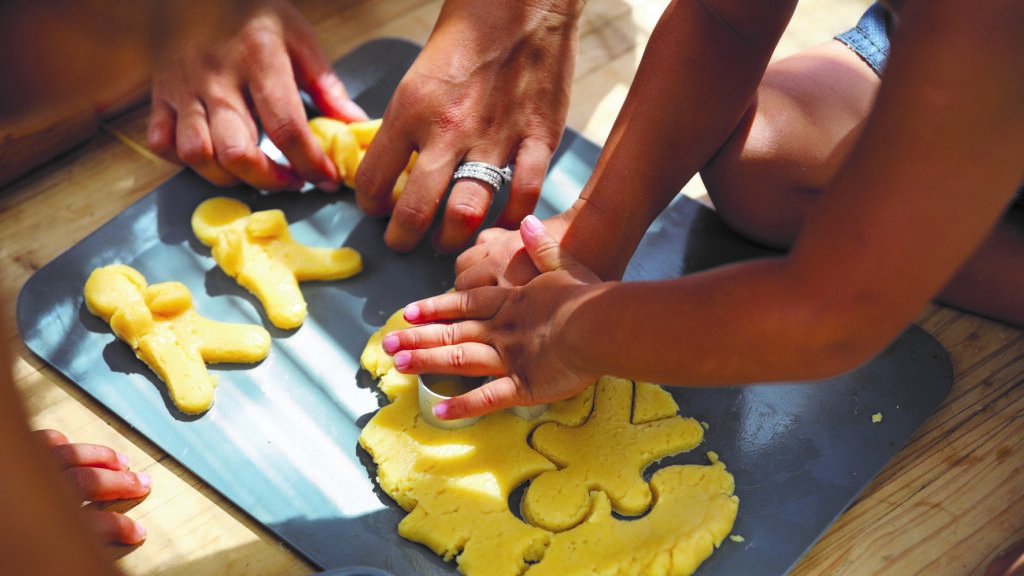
[519,215,579,274]
[435,377,520,420]
[284,15,367,121]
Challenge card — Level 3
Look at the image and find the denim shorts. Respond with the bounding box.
[835,3,893,76]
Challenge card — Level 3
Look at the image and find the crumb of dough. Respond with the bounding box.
[729,534,745,543]
[872,412,883,423]
[308,117,417,194]
[192,197,361,329]
[84,264,270,414]
[358,311,738,576]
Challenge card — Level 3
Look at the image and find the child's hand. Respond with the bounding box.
[454,212,572,290]
[384,215,603,419]
[36,429,151,545]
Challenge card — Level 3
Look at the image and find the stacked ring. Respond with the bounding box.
[452,161,513,193]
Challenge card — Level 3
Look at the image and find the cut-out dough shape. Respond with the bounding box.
[358,310,738,576]
[192,197,362,329]
[524,463,739,576]
[309,117,417,195]
[84,264,271,414]
[523,378,706,532]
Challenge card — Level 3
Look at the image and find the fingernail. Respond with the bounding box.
[132,521,148,542]
[341,99,369,121]
[116,452,131,470]
[137,472,152,489]
[317,179,340,193]
[433,402,449,420]
[382,334,399,354]
[393,351,410,371]
[521,215,543,235]
[403,303,421,323]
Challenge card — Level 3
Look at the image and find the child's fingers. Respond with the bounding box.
[50,442,131,472]
[391,341,502,378]
[519,215,577,274]
[402,286,507,324]
[64,467,152,503]
[435,376,522,420]
[83,510,147,546]
[34,428,70,448]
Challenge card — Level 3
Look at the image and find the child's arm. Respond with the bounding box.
[388,0,1024,419]
[455,0,797,287]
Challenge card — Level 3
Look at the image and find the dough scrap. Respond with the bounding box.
[84,264,271,414]
[309,117,417,195]
[358,311,738,576]
[192,197,362,329]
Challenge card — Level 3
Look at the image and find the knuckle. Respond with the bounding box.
[216,141,260,169]
[447,346,468,369]
[389,201,433,235]
[263,120,304,152]
[177,138,215,166]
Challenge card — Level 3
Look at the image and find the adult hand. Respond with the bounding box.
[383,216,602,419]
[37,429,151,546]
[148,0,366,192]
[355,0,582,253]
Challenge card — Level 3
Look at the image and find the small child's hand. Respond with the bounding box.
[36,429,151,545]
[384,215,603,419]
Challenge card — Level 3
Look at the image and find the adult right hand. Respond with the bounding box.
[355,0,584,253]
[148,0,366,193]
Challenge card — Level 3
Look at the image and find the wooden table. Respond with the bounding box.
[2,1,1021,574]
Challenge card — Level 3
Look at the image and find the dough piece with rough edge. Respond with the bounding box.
[84,264,271,415]
[309,117,417,194]
[192,196,362,329]
[358,312,591,576]
[523,377,706,532]
[525,461,739,576]
[633,381,682,424]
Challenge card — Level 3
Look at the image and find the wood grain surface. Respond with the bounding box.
[1,1,1020,575]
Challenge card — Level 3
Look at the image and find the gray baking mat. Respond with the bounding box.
[16,39,952,575]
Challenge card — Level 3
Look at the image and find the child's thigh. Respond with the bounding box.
[703,40,880,247]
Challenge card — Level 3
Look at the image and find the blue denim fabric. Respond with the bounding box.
[836,3,892,76]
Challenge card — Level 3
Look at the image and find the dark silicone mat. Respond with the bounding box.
[17,39,953,575]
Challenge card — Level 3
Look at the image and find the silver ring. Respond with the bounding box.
[452,161,513,192]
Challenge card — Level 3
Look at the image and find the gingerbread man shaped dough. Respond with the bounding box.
[84,264,271,415]
[192,197,362,329]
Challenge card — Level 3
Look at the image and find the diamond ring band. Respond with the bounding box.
[451,161,513,193]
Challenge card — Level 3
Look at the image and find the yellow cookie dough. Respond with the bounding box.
[84,264,271,415]
[309,117,417,194]
[192,196,362,329]
[525,463,739,576]
[523,378,706,532]
[358,310,738,576]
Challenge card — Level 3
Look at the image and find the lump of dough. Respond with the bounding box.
[309,117,416,195]
[84,264,270,415]
[192,196,362,329]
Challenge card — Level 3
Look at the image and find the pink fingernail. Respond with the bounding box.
[137,472,152,489]
[432,402,449,420]
[404,303,422,323]
[382,334,399,354]
[116,452,131,470]
[521,215,543,235]
[133,521,148,542]
[393,351,411,371]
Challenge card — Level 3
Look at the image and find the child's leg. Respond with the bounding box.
[701,39,1024,327]
[700,38,880,249]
